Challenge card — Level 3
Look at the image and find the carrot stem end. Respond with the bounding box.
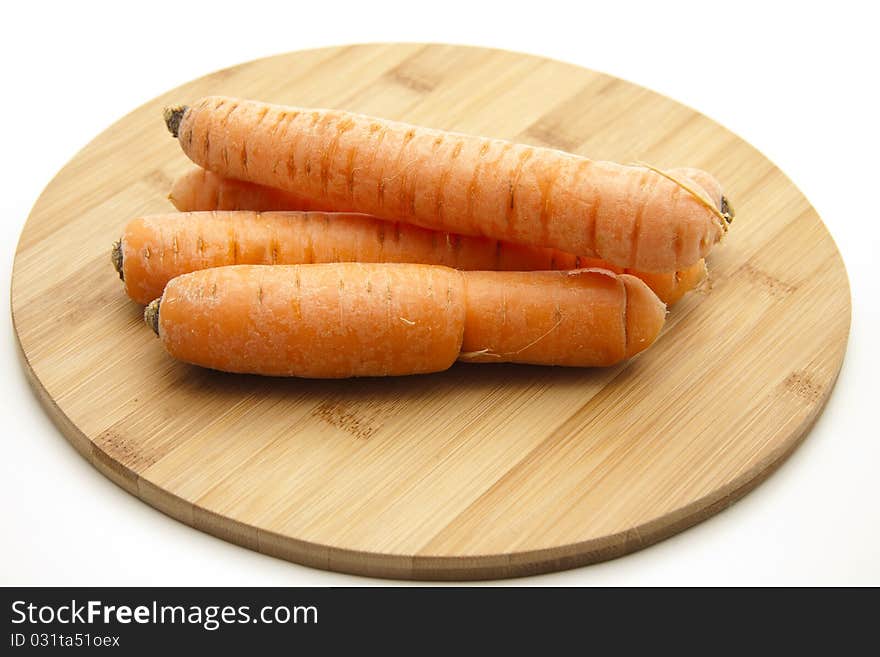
[720,196,735,225]
[111,240,124,281]
[163,105,188,138]
[144,299,161,335]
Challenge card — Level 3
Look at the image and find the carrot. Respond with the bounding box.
[115,211,573,305]
[114,210,704,306]
[145,263,666,377]
[165,97,732,272]
[147,263,467,378]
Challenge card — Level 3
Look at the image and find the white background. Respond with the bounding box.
[2,0,878,586]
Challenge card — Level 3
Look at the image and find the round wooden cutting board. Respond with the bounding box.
[11,44,850,580]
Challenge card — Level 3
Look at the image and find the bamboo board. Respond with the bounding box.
[11,44,850,580]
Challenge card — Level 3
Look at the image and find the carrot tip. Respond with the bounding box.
[144,299,161,336]
[111,240,124,281]
[163,105,188,138]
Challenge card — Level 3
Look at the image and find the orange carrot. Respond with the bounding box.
[165,97,732,272]
[115,211,573,305]
[114,211,704,306]
[145,263,666,377]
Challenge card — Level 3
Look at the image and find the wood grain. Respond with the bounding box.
[11,44,850,580]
